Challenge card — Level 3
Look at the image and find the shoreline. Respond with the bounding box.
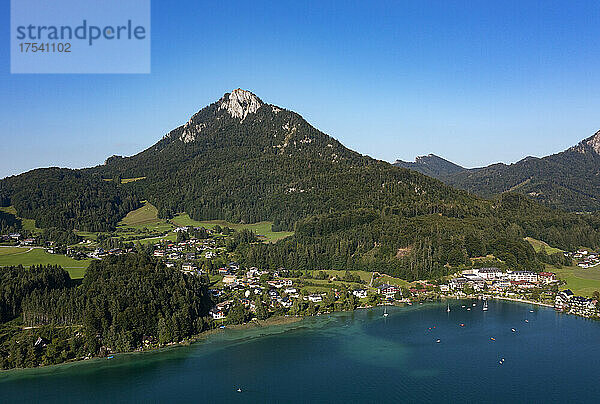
[1,315,305,373]
[442,294,555,309]
[491,296,554,308]
[0,299,562,373]
[190,315,303,342]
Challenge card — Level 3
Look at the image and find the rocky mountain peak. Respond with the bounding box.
[218,88,263,121]
[582,130,600,154]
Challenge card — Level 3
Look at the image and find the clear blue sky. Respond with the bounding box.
[2,0,600,178]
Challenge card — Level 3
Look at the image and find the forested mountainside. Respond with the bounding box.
[0,168,140,231]
[397,131,600,213]
[2,89,600,279]
[92,89,480,231]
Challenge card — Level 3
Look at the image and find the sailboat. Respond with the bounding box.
[446,303,451,312]
[482,300,488,311]
[383,306,388,317]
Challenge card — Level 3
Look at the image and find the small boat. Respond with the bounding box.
[436,339,441,343]
[107,356,114,360]
[490,337,496,341]
[529,310,534,313]
[482,300,488,311]
[237,388,242,393]
[447,303,451,312]
[472,303,476,307]
[461,305,465,308]
[383,307,388,317]
[524,319,529,323]
[511,328,516,332]
[459,323,465,327]
[467,308,471,311]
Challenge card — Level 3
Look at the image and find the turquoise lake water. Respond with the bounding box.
[2,300,600,403]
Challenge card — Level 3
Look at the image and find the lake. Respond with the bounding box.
[2,300,600,403]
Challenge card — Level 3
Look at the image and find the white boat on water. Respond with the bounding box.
[383,307,388,317]
[446,303,451,312]
[483,300,488,311]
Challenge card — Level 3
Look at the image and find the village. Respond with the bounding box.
[442,267,600,318]
[3,226,600,320]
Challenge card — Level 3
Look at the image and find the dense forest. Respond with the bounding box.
[0,210,21,233]
[234,193,585,279]
[0,168,140,231]
[0,255,213,369]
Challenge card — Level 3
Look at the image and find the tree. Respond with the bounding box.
[227,304,248,325]
[255,298,269,320]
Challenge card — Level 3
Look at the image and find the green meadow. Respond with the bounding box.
[0,247,91,279]
[525,237,563,254]
[551,264,600,297]
[171,214,294,243]
[118,203,174,233]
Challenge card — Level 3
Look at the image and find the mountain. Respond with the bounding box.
[398,130,600,212]
[2,89,600,279]
[393,154,466,178]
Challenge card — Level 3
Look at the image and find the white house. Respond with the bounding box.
[307,294,323,303]
[473,267,503,280]
[353,289,368,299]
[507,271,538,283]
[210,310,226,320]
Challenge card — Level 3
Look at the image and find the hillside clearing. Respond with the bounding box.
[525,237,563,255]
[118,203,174,233]
[171,214,294,243]
[0,206,41,233]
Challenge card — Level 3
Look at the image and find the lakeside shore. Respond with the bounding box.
[0,298,567,372]
[191,315,303,342]
[491,296,554,308]
[1,315,305,373]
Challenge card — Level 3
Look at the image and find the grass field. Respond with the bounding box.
[375,274,412,288]
[103,177,147,184]
[171,214,294,243]
[525,237,563,254]
[307,269,374,283]
[74,231,98,241]
[121,177,146,184]
[551,264,600,297]
[0,247,91,279]
[137,232,178,245]
[118,203,174,233]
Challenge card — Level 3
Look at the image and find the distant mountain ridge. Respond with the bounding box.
[396,130,600,212]
[393,154,466,178]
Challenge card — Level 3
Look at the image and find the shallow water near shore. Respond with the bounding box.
[2,300,600,403]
